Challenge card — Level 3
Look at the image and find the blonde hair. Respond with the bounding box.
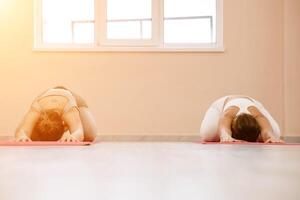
[32,109,65,141]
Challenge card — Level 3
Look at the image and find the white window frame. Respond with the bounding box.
[33,0,224,52]
[98,0,160,46]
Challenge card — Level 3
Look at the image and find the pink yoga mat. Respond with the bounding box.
[0,141,92,146]
[199,141,300,146]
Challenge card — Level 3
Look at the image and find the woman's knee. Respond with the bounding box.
[84,131,97,142]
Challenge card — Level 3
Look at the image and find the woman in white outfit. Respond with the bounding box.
[200,95,283,143]
[15,86,97,142]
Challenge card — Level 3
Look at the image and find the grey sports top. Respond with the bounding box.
[31,88,78,114]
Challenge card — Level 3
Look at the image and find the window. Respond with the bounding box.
[164,0,216,44]
[34,0,223,51]
[41,0,94,44]
[106,0,152,40]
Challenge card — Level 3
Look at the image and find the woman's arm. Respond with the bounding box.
[63,90,97,141]
[60,108,84,142]
[69,91,97,141]
[248,106,283,143]
[218,106,240,142]
[15,109,40,141]
[78,107,97,142]
[69,91,88,108]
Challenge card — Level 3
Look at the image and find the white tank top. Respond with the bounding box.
[210,95,281,137]
[223,98,256,115]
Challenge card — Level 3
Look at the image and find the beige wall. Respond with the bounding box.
[284,0,300,136]
[0,0,286,136]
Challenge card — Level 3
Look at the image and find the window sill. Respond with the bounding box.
[33,45,225,53]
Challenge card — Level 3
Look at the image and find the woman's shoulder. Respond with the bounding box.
[69,92,88,108]
[224,95,255,105]
[222,106,240,118]
[52,87,88,108]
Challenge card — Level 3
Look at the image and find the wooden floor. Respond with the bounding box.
[0,142,299,200]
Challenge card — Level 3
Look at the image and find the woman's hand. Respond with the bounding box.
[264,137,285,143]
[15,135,32,142]
[220,133,243,142]
[62,108,84,142]
[59,131,82,142]
[262,130,285,143]
[15,129,32,142]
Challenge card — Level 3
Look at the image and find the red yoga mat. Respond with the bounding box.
[0,141,92,146]
[199,141,300,146]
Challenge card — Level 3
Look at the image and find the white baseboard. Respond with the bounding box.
[1,135,299,142]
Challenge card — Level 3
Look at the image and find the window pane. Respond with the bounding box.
[43,22,72,43]
[107,0,151,20]
[164,18,212,43]
[106,0,152,39]
[142,21,151,39]
[42,0,94,44]
[107,21,141,39]
[164,0,216,44]
[73,23,94,44]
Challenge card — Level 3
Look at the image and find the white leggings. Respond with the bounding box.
[199,96,281,142]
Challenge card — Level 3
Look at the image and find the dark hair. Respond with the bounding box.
[231,113,261,142]
[31,109,65,141]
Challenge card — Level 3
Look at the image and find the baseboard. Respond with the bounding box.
[282,136,300,143]
[0,136,11,140]
[94,135,300,142]
[1,135,199,142]
[1,135,299,143]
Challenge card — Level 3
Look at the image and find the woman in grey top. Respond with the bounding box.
[15,86,97,142]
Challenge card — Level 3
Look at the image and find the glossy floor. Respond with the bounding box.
[0,142,299,200]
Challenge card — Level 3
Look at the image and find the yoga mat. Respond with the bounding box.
[0,141,92,146]
[199,141,300,146]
